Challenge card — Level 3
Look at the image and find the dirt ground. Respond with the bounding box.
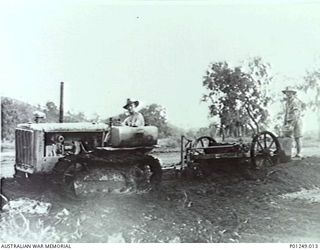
[1,147,320,243]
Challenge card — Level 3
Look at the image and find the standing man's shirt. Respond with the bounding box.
[284,97,302,125]
[283,95,303,139]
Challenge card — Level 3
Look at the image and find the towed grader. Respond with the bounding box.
[179,131,290,178]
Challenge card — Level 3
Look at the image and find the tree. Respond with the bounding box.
[1,97,92,141]
[88,113,100,123]
[202,57,273,138]
[140,104,170,138]
[42,101,89,123]
[64,111,88,123]
[1,97,36,141]
[297,68,320,139]
[43,101,59,122]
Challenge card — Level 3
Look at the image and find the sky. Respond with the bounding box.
[1,0,320,130]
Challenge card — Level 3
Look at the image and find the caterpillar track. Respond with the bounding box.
[52,150,162,198]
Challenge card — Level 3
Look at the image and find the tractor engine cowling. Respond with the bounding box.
[110,126,158,147]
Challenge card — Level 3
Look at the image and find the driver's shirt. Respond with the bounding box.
[123,112,145,127]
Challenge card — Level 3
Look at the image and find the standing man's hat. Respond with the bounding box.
[123,98,139,109]
[282,86,297,94]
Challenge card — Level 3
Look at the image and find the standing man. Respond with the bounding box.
[123,98,145,127]
[282,87,303,158]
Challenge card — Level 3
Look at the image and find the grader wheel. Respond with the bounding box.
[250,131,281,168]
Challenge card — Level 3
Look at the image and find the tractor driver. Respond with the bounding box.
[122,98,145,127]
[103,98,145,145]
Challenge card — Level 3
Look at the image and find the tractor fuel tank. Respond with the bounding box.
[110,126,158,147]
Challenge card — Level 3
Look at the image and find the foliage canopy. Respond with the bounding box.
[202,57,273,136]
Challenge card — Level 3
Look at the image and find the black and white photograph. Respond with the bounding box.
[1,0,320,245]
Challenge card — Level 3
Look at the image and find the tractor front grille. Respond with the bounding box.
[15,129,34,167]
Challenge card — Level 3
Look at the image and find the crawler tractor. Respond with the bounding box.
[14,121,162,197]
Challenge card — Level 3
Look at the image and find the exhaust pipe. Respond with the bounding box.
[59,82,64,123]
